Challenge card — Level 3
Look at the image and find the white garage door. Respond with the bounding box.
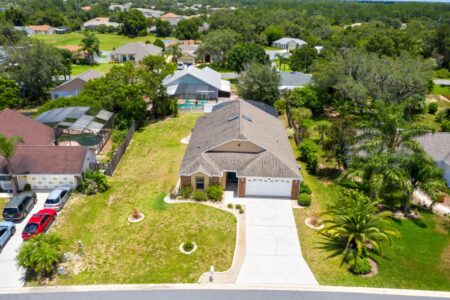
[25,175,77,190]
[245,177,292,198]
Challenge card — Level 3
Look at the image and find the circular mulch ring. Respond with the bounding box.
[179,242,197,255]
[360,259,379,278]
[128,213,145,223]
[305,217,324,230]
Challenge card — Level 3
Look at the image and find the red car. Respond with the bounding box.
[22,209,57,241]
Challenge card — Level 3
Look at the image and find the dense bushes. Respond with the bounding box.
[80,170,109,195]
[442,120,450,132]
[206,184,224,201]
[299,182,312,194]
[192,190,208,201]
[428,102,439,114]
[299,139,318,173]
[297,193,311,207]
[349,257,372,275]
[180,186,193,199]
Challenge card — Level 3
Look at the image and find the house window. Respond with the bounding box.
[195,176,205,190]
[129,55,135,61]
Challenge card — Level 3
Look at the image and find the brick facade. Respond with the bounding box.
[238,178,246,197]
[209,177,220,185]
[291,179,300,200]
[180,176,191,187]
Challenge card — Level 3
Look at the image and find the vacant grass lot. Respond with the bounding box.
[50,114,236,285]
[290,135,450,291]
[34,33,159,51]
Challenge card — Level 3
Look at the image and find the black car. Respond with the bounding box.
[2,192,37,222]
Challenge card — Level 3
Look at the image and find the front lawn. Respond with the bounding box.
[33,33,159,51]
[290,133,450,291]
[49,114,236,285]
[71,63,115,76]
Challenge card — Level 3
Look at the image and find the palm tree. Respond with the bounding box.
[320,189,399,264]
[79,32,100,65]
[0,134,23,195]
[166,44,182,63]
[16,233,63,276]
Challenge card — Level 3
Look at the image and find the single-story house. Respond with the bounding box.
[178,44,199,66]
[110,42,162,63]
[136,8,164,18]
[163,66,231,100]
[179,100,301,199]
[279,71,313,91]
[54,26,70,34]
[83,17,119,30]
[272,37,307,51]
[50,70,103,99]
[26,25,55,35]
[416,132,450,187]
[434,79,450,86]
[0,109,95,191]
[109,2,133,11]
[160,12,184,26]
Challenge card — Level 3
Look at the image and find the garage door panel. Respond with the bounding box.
[26,175,76,190]
[245,177,292,198]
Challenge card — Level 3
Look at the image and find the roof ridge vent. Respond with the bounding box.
[228,114,238,121]
[242,114,252,122]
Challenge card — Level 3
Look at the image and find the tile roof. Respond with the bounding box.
[111,42,162,60]
[179,100,301,179]
[26,25,53,31]
[0,146,88,175]
[0,109,55,146]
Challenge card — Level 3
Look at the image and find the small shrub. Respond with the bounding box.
[239,208,244,214]
[23,184,32,191]
[206,184,223,201]
[297,193,311,207]
[434,68,450,79]
[183,241,195,252]
[180,186,193,199]
[235,204,242,210]
[111,129,128,146]
[227,203,233,209]
[132,209,141,219]
[192,191,207,201]
[309,214,323,227]
[349,257,372,275]
[442,120,450,132]
[299,182,311,194]
[299,139,318,174]
[428,102,439,114]
[80,170,109,195]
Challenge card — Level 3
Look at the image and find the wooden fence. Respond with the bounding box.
[90,121,137,176]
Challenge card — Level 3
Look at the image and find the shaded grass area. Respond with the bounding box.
[34,33,159,51]
[50,114,236,285]
[71,63,114,76]
[413,95,450,130]
[287,120,450,291]
[432,84,450,96]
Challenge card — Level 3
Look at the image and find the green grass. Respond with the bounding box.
[49,114,236,285]
[273,59,291,71]
[264,46,281,50]
[412,95,450,130]
[432,84,450,96]
[33,33,161,51]
[289,124,450,291]
[71,63,115,76]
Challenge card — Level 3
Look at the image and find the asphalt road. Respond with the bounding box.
[0,286,449,300]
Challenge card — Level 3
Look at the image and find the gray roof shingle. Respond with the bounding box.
[111,42,162,60]
[416,132,450,164]
[179,100,301,179]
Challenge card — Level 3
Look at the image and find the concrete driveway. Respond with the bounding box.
[0,192,49,288]
[237,198,318,285]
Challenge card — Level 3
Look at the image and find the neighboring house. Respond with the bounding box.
[163,66,231,100]
[434,79,450,86]
[272,37,307,50]
[136,8,164,18]
[198,22,210,33]
[110,42,162,63]
[0,109,95,191]
[179,100,302,199]
[178,44,199,66]
[83,17,120,30]
[109,2,132,11]
[279,71,313,91]
[50,70,103,99]
[81,6,92,11]
[26,25,55,35]
[160,12,184,26]
[416,132,450,187]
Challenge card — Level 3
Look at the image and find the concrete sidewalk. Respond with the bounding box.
[237,198,318,285]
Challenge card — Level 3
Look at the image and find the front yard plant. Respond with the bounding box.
[79,170,109,195]
[349,257,372,275]
[206,185,223,201]
[298,193,311,207]
[192,191,208,201]
[180,186,193,199]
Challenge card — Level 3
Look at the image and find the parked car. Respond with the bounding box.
[0,221,16,253]
[44,187,72,211]
[2,192,37,222]
[22,209,57,241]
[177,62,185,70]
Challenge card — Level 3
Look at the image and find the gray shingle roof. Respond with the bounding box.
[416,132,450,164]
[179,100,301,179]
[163,66,230,92]
[53,70,103,91]
[279,71,313,89]
[111,42,162,60]
[273,37,307,46]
